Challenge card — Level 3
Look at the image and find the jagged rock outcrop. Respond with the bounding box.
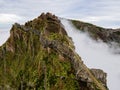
[0,13,108,90]
[91,69,107,87]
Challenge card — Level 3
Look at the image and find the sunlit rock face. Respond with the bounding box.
[0,13,107,90]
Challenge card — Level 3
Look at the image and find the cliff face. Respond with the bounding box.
[0,13,107,90]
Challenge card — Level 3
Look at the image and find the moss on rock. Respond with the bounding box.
[0,12,108,90]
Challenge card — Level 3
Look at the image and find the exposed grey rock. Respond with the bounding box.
[91,69,107,87]
[0,13,108,90]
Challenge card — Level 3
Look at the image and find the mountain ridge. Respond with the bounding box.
[0,12,108,90]
[71,19,120,45]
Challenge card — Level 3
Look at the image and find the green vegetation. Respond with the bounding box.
[0,18,80,90]
[48,33,69,45]
[71,20,108,41]
[0,36,79,90]
[71,20,104,30]
[0,13,108,90]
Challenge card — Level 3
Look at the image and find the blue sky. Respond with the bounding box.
[1,0,120,32]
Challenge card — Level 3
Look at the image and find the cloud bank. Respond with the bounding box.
[61,19,120,90]
[0,14,22,23]
[0,31,10,46]
[1,0,120,30]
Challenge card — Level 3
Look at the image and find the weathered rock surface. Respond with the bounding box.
[0,12,108,90]
[91,69,107,87]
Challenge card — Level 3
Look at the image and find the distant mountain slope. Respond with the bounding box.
[0,13,107,90]
[71,19,120,44]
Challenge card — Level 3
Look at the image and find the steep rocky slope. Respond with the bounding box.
[0,13,107,90]
[71,20,120,46]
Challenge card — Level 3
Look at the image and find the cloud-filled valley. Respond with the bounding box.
[61,19,120,90]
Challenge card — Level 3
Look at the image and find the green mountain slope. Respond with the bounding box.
[71,19,120,44]
[0,13,108,90]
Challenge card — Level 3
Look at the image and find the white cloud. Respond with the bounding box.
[61,19,120,90]
[1,0,120,28]
[0,31,10,46]
[79,15,120,28]
[0,14,23,23]
[0,1,120,89]
[1,0,120,44]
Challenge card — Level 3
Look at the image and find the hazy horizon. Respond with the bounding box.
[1,0,120,33]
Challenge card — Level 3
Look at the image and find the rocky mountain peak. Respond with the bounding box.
[0,12,108,90]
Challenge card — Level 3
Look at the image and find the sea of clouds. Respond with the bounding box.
[61,19,120,90]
